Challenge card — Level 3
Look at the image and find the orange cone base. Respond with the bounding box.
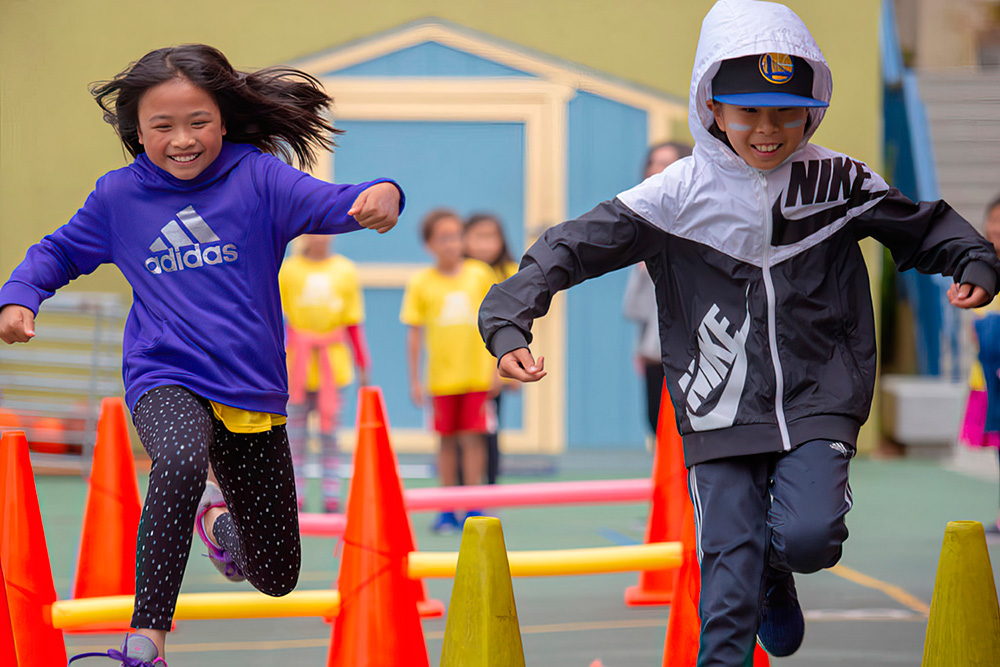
[624,584,673,606]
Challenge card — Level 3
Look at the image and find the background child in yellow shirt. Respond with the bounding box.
[464,212,519,485]
[401,209,497,533]
[280,235,371,513]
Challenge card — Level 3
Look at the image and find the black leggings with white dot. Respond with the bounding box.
[130,385,301,631]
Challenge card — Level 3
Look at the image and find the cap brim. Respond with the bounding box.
[713,92,828,108]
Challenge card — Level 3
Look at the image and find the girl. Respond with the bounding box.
[0,44,402,666]
[959,194,1000,534]
[463,213,518,485]
[280,234,371,513]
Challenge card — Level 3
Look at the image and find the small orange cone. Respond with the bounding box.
[327,387,429,667]
[69,398,143,633]
[625,380,685,605]
[0,431,67,666]
[359,386,444,618]
[662,502,770,666]
[0,560,18,666]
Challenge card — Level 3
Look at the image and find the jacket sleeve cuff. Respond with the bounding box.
[489,325,530,362]
[957,260,999,299]
[0,282,44,315]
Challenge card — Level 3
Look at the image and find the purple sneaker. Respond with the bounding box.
[68,632,168,666]
[195,481,245,582]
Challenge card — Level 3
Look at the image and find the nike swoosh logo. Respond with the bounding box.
[771,188,888,247]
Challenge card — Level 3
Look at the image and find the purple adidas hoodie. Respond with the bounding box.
[0,142,403,414]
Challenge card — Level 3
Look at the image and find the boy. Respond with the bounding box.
[478,1,1000,665]
[279,234,371,513]
[402,208,497,533]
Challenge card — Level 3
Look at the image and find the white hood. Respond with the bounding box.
[690,0,832,162]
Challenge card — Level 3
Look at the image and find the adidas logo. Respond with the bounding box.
[144,206,238,275]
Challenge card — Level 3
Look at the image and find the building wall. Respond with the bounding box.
[895,0,1000,68]
[1,0,881,283]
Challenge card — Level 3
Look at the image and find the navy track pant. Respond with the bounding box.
[688,439,854,667]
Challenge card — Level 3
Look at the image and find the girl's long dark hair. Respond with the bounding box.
[90,44,341,169]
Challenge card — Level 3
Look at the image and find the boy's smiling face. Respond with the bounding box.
[708,101,808,171]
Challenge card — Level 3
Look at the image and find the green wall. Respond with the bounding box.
[0,0,880,289]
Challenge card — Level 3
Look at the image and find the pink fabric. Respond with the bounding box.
[346,323,371,373]
[959,390,1000,449]
[286,326,344,432]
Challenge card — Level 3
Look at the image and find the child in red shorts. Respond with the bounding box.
[402,208,498,532]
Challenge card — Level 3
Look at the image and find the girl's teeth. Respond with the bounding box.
[755,144,779,153]
[171,154,198,163]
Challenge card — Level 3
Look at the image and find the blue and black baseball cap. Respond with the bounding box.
[712,53,828,108]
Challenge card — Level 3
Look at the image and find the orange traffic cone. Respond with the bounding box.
[0,431,67,666]
[625,380,686,605]
[0,560,18,666]
[327,387,429,666]
[69,397,143,633]
[662,502,770,666]
[362,386,444,618]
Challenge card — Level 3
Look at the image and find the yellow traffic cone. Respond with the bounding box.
[921,521,1000,666]
[440,517,525,667]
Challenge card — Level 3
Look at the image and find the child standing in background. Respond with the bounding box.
[623,142,692,441]
[960,194,1000,534]
[402,209,497,533]
[0,44,401,666]
[280,234,371,513]
[464,212,519,484]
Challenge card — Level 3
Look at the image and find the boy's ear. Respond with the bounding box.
[706,99,726,132]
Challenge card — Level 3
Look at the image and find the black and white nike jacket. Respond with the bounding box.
[478,0,1000,466]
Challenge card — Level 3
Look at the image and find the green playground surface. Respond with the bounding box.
[36,449,1000,666]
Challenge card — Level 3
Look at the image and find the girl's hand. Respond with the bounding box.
[349,182,400,234]
[498,348,546,383]
[0,305,35,344]
[948,283,990,309]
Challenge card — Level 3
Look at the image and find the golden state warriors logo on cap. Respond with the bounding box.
[759,53,794,84]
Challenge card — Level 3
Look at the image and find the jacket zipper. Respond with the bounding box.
[759,171,792,451]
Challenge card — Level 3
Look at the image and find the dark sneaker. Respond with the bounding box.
[757,569,805,657]
[195,481,245,582]
[431,511,461,534]
[68,632,168,666]
[463,509,485,522]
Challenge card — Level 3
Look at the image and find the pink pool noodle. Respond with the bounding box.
[299,478,653,536]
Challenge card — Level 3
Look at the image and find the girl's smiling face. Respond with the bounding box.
[708,101,808,171]
[136,77,226,180]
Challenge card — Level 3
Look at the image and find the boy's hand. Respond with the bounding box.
[0,305,35,344]
[349,182,400,234]
[947,283,991,309]
[498,348,546,383]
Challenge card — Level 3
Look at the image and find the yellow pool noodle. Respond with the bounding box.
[409,542,681,578]
[50,590,341,629]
